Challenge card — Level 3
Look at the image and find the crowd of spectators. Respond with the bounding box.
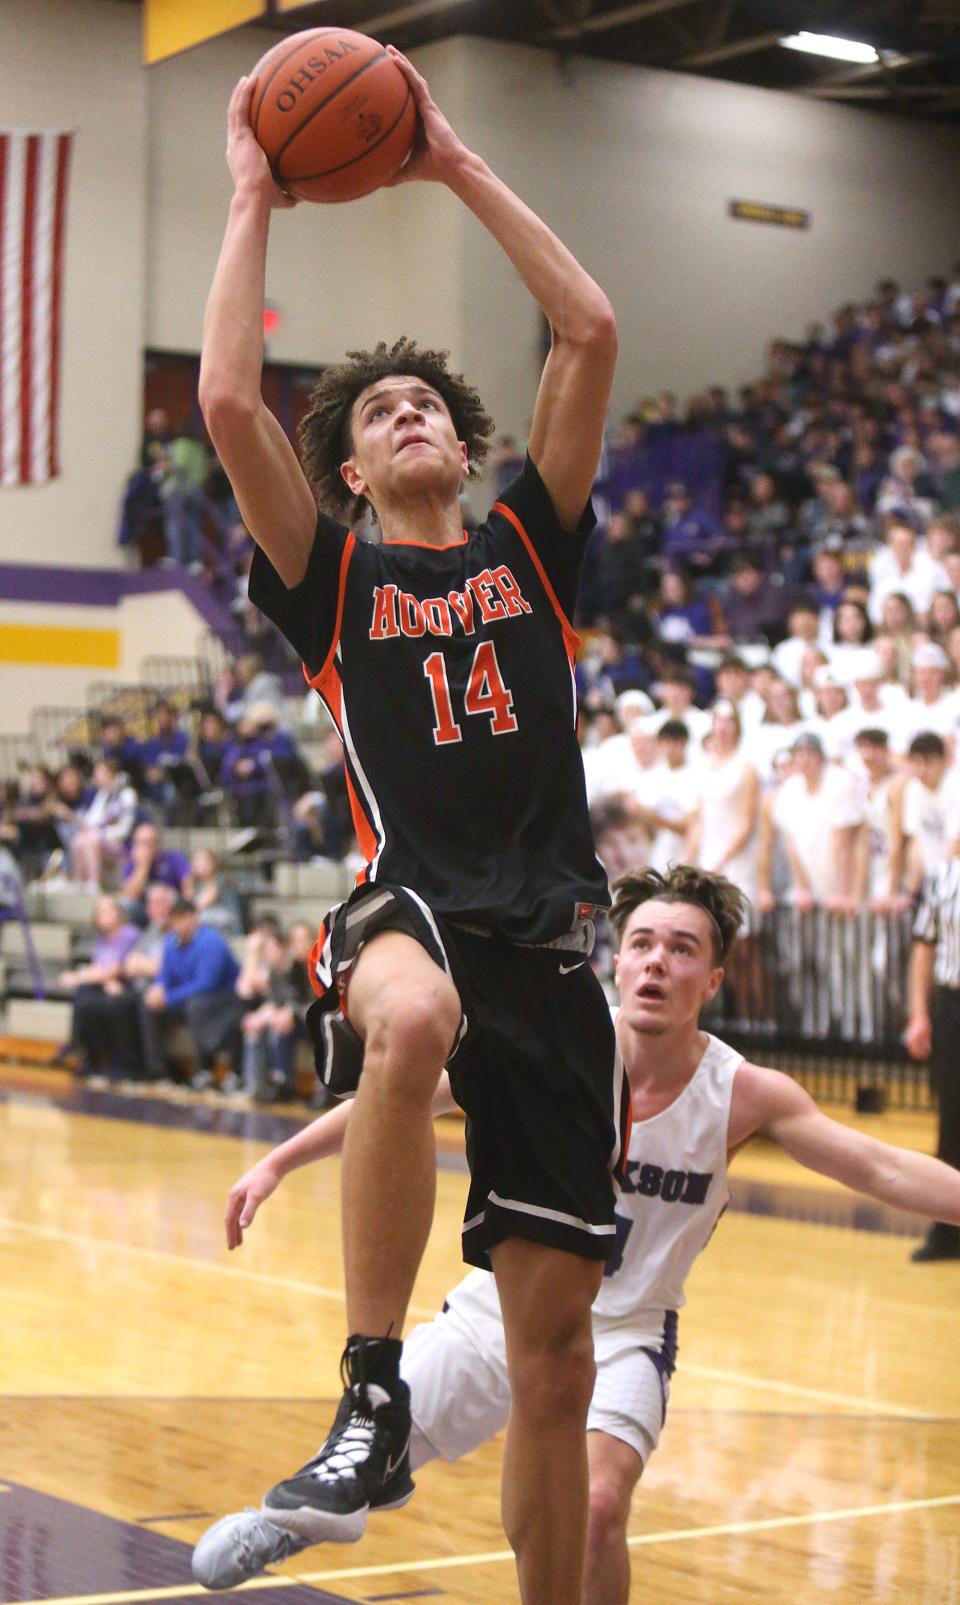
[578,267,960,950]
[10,263,960,1088]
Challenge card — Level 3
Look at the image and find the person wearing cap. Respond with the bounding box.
[758,732,863,915]
[806,664,850,760]
[582,689,654,806]
[901,732,960,892]
[834,648,909,762]
[142,894,243,1089]
[901,640,960,749]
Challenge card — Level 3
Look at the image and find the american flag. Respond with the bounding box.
[0,131,72,487]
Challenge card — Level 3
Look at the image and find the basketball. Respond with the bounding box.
[249,28,417,204]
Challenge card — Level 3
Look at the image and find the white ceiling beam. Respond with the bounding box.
[684,30,783,67]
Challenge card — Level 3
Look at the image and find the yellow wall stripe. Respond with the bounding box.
[0,623,120,669]
[144,0,268,65]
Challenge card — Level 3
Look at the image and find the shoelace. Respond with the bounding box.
[308,1405,378,1483]
[233,1510,306,1565]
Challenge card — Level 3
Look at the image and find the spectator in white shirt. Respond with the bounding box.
[827,599,873,685]
[852,729,909,913]
[714,654,766,732]
[807,665,851,760]
[759,731,863,913]
[582,689,654,805]
[869,519,949,625]
[901,641,960,751]
[902,731,960,891]
[748,678,806,782]
[639,720,701,873]
[835,647,909,761]
[70,759,139,892]
[648,666,711,746]
[772,600,822,687]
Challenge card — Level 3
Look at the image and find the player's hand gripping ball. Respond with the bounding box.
[250,27,417,203]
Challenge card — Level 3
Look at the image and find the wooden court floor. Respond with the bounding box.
[1,1065,959,1604]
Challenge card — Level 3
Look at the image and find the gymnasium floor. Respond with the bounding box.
[2,1064,959,1604]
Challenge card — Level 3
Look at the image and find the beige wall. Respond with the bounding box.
[0,589,213,737]
[0,0,145,568]
[3,8,960,576]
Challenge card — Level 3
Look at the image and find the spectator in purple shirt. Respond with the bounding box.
[58,894,141,1078]
[120,821,190,924]
[661,481,723,575]
[139,700,191,815]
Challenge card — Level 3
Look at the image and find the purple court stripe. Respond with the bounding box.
[0,1478,353,1604]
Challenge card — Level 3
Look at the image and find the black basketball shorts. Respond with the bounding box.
[305,882,631,1270]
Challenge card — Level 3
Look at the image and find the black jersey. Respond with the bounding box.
[249,456,608,943]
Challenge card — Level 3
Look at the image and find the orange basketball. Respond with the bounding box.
[250,28,417,205]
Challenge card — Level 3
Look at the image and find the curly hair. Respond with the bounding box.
[608,864,746,964]
[298,337,495,521]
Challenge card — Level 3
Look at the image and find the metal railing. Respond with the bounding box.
[704,905,930,1111]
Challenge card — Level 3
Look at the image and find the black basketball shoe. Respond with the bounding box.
[262,1343,414,1544]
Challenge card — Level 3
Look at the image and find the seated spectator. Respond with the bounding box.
[221,713,278,828]
[10,765,63,880]
[70,758,139,891]
[195,706,231,792]
[807,477,872,553]
[649,570,720,649]
[138,699,190,815]
[97,716,144,788]
[141,895,243,1089]
[576,624,649,706]
[119,821,190,923]
[234,652,288,726]
[758,731,862,914]
[810,543,847,636]
[720,553,790,646]
[931,431,960,510]
[189,847,243,935]
[807,666,850,760]
[875,445,937,527]
[579,510,653,626]
[58,894,142,1079]
[291,730,352,862]
[660,481,723,574]
[238,923,312,1102]
[746,471,791,546]
[925,510,960,569]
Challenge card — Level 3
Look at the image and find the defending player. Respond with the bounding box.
[194,865,960,1604]
[199,47,622,1605]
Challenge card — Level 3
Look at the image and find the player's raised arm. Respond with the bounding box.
[731,1061,960,1224]
[199,76,317,588]
[387,50,617,532]
[225,1072,458,1248]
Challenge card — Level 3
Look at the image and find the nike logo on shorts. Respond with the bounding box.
[558,959,586,975]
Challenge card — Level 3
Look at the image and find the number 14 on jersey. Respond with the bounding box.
[423,641,519,746]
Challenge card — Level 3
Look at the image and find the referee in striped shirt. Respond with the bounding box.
[906,852,960,1261]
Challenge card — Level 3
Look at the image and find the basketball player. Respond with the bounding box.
[199,47,623,1605]
[194,865,960,1604]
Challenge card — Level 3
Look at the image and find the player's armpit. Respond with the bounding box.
[202,395,317,587]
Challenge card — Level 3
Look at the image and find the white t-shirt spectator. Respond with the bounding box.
[772,765,864,902]
[902,771,960,881]
[636,761,701,873]
[899,691,960,748]
[868,548,949,624]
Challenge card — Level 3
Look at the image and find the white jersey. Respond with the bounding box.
[441,1030,741,1364]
